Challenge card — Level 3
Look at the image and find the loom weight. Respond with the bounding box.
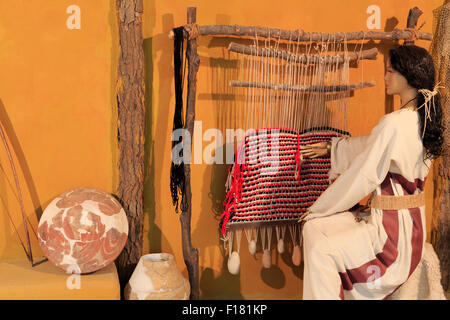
[261,227,272,268]
[227,230,242,275]
[276,225,286,254]
[262,249,272,269]
[292,245,302,266]
[248,240,257,255]
[277,238,284,254]
[245,228,257,255]
[228,251,240,275]
[290,224,302,266]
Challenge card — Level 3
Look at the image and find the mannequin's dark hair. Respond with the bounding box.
[389,44,445,161]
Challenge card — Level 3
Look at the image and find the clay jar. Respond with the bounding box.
[125,253,190,300]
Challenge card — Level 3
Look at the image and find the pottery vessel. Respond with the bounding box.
[125,253,190,300]
[38,188,128,274]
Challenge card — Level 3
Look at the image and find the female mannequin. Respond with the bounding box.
[298,45,445,299]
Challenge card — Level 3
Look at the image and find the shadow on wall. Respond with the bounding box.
[199,244,244,300]
[143,36,161,254]
[143,12,178,255]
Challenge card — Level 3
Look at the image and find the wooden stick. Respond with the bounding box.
[169,25,432,42]
[229,80,376,92]
[181,6,200,300]
[228,42,378,64]
[404,7,423,45]
[0,122,33,265]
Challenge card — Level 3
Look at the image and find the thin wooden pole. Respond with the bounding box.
[182,6,200,300]
[404,7,423,45]
[0,122,33,265]
[115,0,145,295]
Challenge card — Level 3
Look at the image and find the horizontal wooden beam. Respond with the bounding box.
[170,25,432,42]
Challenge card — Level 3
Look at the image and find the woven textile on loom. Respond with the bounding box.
[220,127,350,237]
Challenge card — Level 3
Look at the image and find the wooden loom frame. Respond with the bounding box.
[171,6,430,300]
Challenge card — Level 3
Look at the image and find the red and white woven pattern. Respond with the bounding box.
[220,127,349,236]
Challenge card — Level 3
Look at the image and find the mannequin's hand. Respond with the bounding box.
[299,142,328,158]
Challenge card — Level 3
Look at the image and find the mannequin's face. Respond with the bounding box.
[384,59,410,95]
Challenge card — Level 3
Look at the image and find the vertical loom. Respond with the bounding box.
[170,6,431,298]
[220,30,371,274]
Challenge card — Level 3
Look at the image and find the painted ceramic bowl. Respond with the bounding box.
[38,188,128,274]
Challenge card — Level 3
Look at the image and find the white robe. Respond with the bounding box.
[302,108,431,300]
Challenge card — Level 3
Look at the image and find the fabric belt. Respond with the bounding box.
[368,192,425,210]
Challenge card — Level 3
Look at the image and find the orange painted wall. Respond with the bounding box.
[0,0,119,261]
[0,0,444,300]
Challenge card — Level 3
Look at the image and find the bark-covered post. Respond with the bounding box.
[430,2,450,292]
[435,86,450,292]
[115,0,145,293]
[404,7,423,45]
[181,6,200,300]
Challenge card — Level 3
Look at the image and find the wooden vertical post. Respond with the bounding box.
[181,6,200,300]
[434,113,450,292]
[430,2,450,292]
[115,0,146,294]
[404,7,423,45]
